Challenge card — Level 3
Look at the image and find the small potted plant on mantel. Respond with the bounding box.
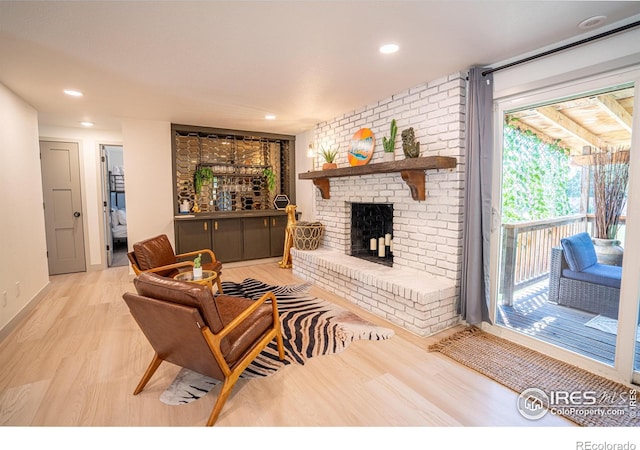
[193,253,203,279]
[382,118,398,162]
[319,146,338,170]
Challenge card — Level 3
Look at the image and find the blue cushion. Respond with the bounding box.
[562,263,622,289]
[560,232,597,272]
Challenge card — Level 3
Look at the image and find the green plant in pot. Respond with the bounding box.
[591,146,629,266]
[382,119,398,162]
[320,146,338,170]
[193,253,203,279]
[263,168,276,192]
[194,166,213,196]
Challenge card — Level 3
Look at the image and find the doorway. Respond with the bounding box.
[100,144,127,267]
[40,140,87,275]
[491,70,640,384]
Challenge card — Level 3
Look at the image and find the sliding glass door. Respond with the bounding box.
[490,68,640,384]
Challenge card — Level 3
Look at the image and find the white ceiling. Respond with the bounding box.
[1,1,640,135]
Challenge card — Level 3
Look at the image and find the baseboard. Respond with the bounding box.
[0,282,51,343]
[223,257,282,269]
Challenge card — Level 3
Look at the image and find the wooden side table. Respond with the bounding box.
[173,270,218,291]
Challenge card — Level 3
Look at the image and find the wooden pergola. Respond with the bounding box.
[506,85,633,159]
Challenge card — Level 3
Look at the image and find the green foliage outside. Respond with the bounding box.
[502,121,579,223]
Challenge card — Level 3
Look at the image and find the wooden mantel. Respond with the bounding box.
[298,156,457,201]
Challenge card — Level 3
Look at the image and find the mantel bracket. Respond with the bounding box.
[400,170,426,201]
[313,178,331,199]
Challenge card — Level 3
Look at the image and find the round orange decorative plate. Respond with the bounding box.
[348,128,375,166]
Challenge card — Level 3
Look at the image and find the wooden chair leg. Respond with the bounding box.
[216,276,223,294]
[275,329,285,360]
[133,352,163,395]
[206,375,238,426]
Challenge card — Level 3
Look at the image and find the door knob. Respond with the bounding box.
[73,211,81,218]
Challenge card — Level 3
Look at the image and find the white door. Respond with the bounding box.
[40,141,86,275]
[489,68,640,384]
[101,146,114,267]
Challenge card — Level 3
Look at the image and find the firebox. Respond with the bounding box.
[350,203,393,267]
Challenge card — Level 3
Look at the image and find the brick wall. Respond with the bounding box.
[311,72,466,282]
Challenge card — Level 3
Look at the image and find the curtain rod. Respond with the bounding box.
[482,19,640,77]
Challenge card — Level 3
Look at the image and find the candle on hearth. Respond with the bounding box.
[378,237,385,257]
[370,238,377,251]
[385,233,391,246]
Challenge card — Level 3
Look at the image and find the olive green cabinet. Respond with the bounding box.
[269,216,287,257]
[212,218,243,262]
[242,217,271,260]
[175,219,213,262]
[175,214,287,263]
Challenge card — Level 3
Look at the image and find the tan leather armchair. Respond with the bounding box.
[123,272,285,426]
[127,234,224,293]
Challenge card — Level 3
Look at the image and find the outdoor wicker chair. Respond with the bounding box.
[548,244,620,319]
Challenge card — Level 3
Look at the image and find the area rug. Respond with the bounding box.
[160,278,394,405]
[429,326,639,427]
[585,315,640,341]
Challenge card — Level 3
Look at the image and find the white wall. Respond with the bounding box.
[294,129,316,222]
[38,125,122,268]
[0,83,49,332]
[121,119,174,249]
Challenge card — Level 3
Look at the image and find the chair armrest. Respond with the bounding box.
[201,291,280,376]
[216,291,279,341]
[176,249,218,263]
[141,260,194,274]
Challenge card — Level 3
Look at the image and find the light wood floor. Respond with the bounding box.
[0,261,573,427]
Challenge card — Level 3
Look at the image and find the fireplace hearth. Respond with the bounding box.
[350,203,393,267]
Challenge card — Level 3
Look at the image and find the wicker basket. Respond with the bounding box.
[293,221,324,250]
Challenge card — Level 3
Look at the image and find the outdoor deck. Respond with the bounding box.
[496,281,640,367]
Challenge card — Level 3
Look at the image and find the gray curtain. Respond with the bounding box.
[460,67,494,324]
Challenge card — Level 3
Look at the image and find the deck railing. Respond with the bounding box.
[500,214,588,305]
[500,214,627,305]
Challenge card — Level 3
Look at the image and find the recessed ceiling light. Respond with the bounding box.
[379,43,399,54]
[80,121,94,127]
[578,15,607,30]
[64,89,83,97]
[265,114,276,120]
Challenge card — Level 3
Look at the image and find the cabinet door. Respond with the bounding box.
[212,219,243,262]
[243,217,271,260]
[270,215,287,257]
[176,220,212,262]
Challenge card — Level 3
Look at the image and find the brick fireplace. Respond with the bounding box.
[292,71,466,337]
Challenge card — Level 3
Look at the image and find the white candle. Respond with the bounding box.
[385,233,391,246]
[378,237,385,257]
[370,238,377,251]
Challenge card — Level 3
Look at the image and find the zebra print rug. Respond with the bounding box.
[160,278,394,405]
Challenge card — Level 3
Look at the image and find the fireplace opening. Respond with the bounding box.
[350,203,393,267]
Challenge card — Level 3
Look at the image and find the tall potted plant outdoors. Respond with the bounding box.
[591,146,630,266]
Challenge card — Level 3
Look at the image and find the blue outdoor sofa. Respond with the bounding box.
[548,232,621,318]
